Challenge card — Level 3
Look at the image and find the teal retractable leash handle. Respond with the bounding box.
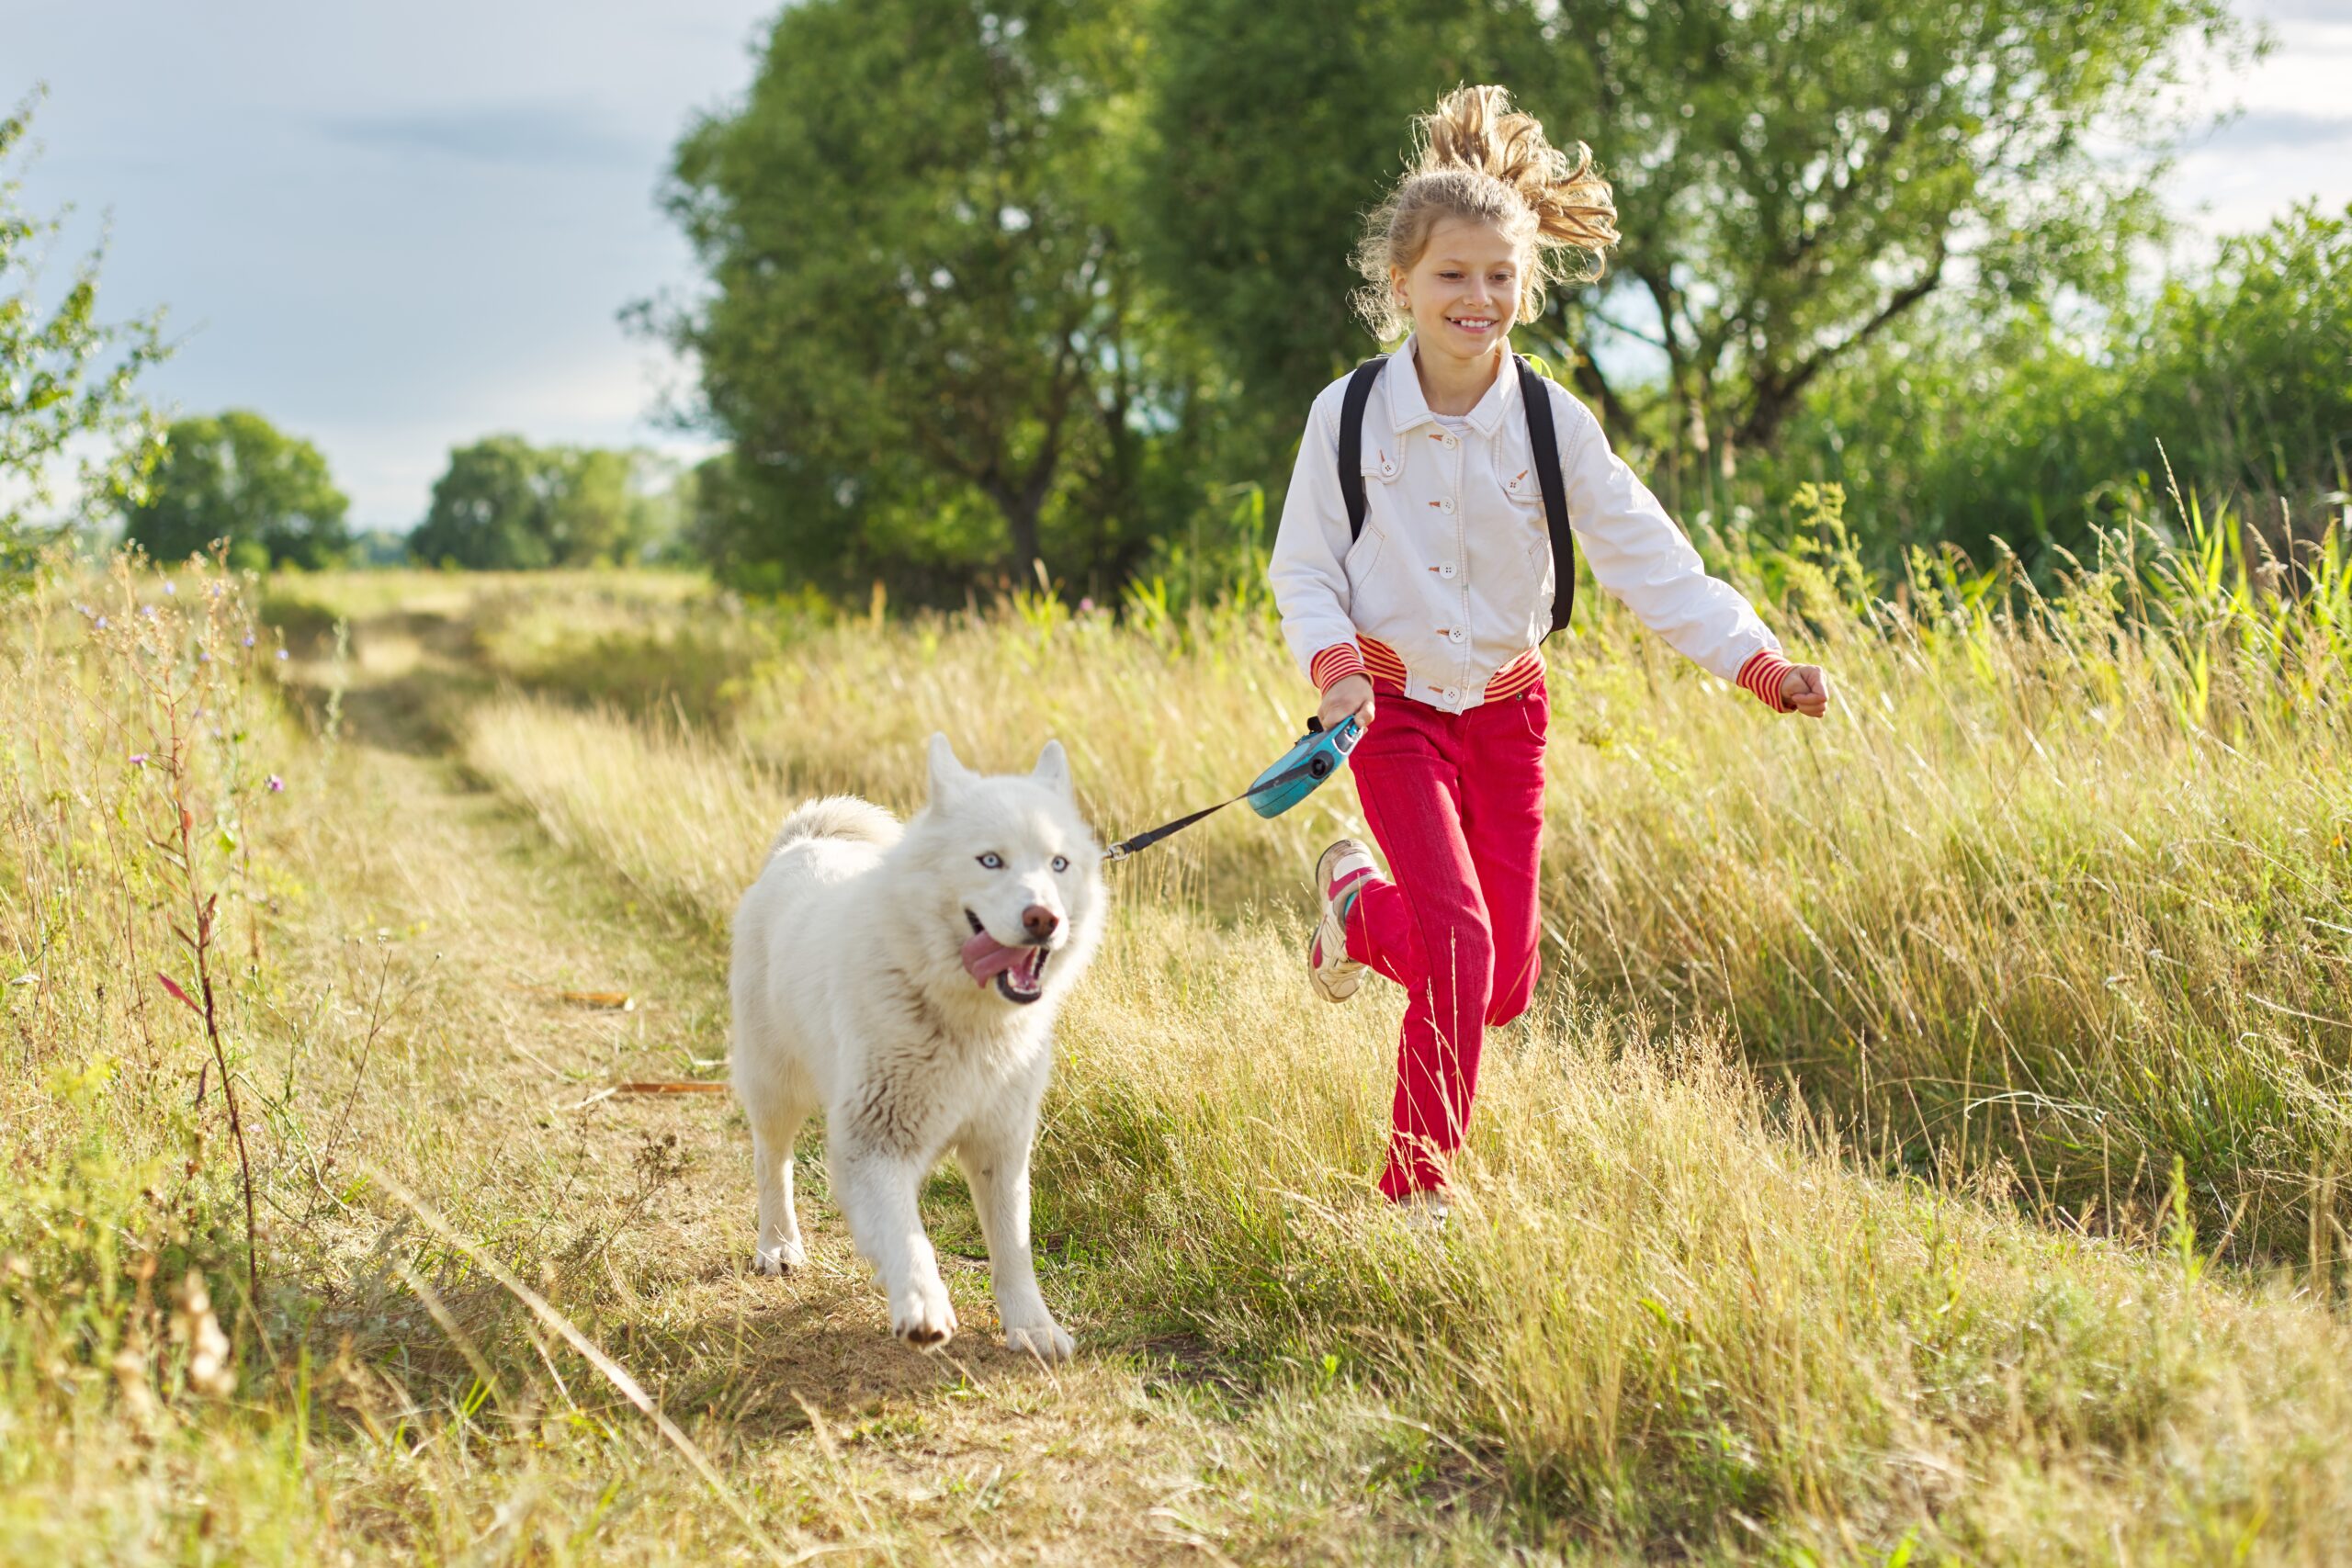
[1102,715,1363,863]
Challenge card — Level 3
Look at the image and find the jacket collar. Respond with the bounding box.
[1386,333,1517,438]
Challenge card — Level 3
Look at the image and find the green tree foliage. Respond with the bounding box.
[1,92,166,579]
[1774,202,2352,565]
[122,411,350,570]
[409,435,664,570]
[654,0,1162,599]
[1140,0,2244,504]
[661,0,2328,594]
[2134,204,2352,513]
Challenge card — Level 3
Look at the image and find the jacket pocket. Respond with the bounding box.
[1344,452,1403,619]
[1500,458,1546,513]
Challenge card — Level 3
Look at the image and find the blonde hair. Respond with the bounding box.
[1351,85,1619,342]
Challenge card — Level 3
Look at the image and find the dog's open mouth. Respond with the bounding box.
[962,910,1050,1004]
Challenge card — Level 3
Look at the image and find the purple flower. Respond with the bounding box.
[128,753,149,766]
[266,774,285,793]
[141,605,156,618]
[163,581,175,596]
[94,616,108,630]
[198,651,211,663]
[243,633,255,648]
[1079,596,1095,614]
[275,649,288,661]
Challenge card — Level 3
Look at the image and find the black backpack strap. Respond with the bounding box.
[1516,354,1577,636]
[1337,355,1389,543]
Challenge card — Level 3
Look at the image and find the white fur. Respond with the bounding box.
[729,733,1104,1360]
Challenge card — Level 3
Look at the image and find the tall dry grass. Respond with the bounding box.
[12,556,1546,1565]
[14,513,2352,1560]
[463,647,2352,1558]
[452,502,2352,1552]
[469,501,2352,1260]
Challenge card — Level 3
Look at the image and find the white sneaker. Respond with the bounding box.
[1394,1189,1451,1234]
[1308,839,1378,1002]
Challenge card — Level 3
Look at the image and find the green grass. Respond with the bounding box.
[11,520,2352,1561]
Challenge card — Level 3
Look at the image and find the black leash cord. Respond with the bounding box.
[1101,750,1332,863]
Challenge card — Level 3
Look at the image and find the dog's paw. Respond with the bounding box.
[752,1239,808,1276]
[1003,1318,1075,1363]
[890,1281,958,1349]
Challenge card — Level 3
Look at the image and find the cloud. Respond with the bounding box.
[2192,109,2352,152]
[2249,0,2352,22]
[322,102,641,169]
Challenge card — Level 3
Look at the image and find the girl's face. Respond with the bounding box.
[1390,216,1523,359]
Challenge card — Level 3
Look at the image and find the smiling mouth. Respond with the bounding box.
[963,909,1050,1005]
[1448,316,1497,333]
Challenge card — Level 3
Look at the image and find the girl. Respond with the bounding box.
[1267,85,1830,1221]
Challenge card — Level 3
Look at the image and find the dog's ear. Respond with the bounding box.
[927,732,974,801]
[1031,739,1072,797]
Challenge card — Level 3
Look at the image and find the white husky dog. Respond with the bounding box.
[729,733,1104,1359]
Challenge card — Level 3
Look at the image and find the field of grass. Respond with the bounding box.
[6,526,2352,1562]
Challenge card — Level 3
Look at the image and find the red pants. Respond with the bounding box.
[1344,683,1549,1198]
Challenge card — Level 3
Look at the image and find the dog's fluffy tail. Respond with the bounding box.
[766,795,899,861]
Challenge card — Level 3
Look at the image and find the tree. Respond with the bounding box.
[1,90,167,579]
[1141,0,2245,502]
[122,411,350,570]
[409,435,549,570]
[653,0,1157,597]
[1771,200,2352,566]
[408,436,662,570]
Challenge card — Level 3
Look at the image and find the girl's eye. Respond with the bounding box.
[978,852,1003,869]
[1051,855,1069,873]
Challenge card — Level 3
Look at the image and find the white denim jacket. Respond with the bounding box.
[1267,333,1788,713]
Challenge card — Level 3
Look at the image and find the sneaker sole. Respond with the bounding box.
[1309,841,1371,1002]
[1308,931,1364,1002]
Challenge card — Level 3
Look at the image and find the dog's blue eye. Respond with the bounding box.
[978,852,1003,869]
[1051,855,1069,873]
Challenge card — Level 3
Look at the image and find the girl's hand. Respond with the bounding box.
[1779,664,1831,718]
[1318,673,1376,733]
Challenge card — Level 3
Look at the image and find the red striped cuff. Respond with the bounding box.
[1736,649,1794,713]
[1309,643,1368,693]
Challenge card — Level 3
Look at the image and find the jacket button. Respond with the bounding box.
[1439,563,1457,579]
[1438,498,1455,514]
[1447,627,1466,644]
[1442,434,1459,449]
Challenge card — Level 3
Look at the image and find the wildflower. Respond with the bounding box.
[94,615,108,630]
[242,633,255,648]
[1079,596,1096,614]
[275,649,288,661]
[198,650,211,664]
[266,774,285,794]
[128,753,149,766]
[163,581,175,595]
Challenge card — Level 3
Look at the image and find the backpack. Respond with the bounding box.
[1337,352,1576,637]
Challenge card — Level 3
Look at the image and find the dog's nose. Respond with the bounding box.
[1022,905,1059,941]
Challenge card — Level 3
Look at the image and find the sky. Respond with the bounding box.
[6,0,2348,536]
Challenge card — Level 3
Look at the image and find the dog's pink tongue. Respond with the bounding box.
[961,928,1024,987]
